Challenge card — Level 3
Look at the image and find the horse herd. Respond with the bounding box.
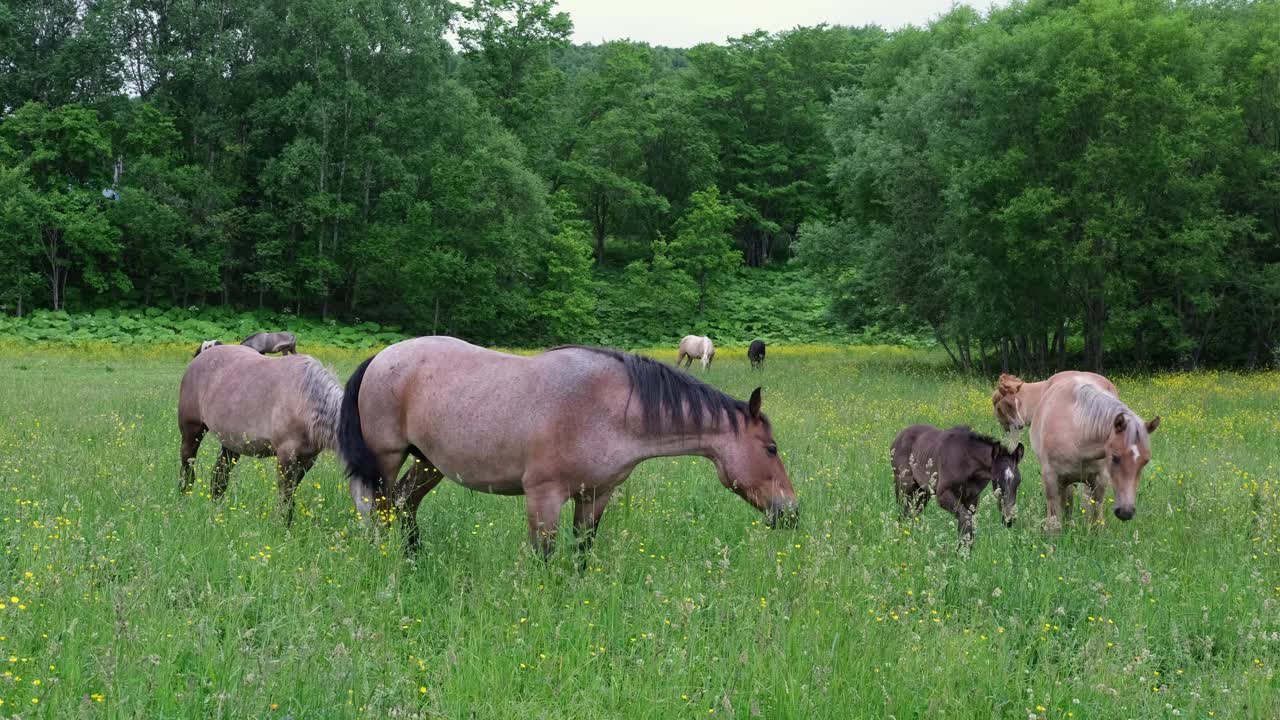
[178,334,1158,561]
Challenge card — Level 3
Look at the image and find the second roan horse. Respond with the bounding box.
[337,336,799,562]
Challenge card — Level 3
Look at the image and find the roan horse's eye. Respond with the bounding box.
[766,445,778,456]
[1111,455,1121,465]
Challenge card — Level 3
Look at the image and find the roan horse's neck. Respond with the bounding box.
[633,427,733,466]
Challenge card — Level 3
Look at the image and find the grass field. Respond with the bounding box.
[0,344,1276,719]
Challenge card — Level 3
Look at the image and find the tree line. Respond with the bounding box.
[1,0,1276,367]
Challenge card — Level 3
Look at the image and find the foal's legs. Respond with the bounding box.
[179,423,206,492]
[395,458,445,552]
[211,446,240,499]
[572,487,616,572]
[937,487,976,551]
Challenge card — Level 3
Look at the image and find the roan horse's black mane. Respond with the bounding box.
[550,345,751,435]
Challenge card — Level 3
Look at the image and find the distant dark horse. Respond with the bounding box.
[891,425,1024,549]
[242,331,297,355]
[748,340,766,370]
[337,336,798,561]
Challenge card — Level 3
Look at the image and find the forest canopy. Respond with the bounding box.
[1,0,1276,369]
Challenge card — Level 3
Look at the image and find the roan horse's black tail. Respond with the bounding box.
[338,355,384,496]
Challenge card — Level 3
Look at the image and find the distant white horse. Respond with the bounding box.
[677,335,716,371]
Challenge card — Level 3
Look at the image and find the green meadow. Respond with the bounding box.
[0,344,1276,719]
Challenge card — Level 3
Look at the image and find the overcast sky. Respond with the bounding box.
[556,0,989,47]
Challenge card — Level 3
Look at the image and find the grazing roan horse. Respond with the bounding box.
[179,343,342,524]
[1030,378,1160,530]
[992,371,1116,445]
[242,331,297,355]
[337,336,798,560]
[677,335,715,370]
[748,339,766,370]
[891,425,1024,548]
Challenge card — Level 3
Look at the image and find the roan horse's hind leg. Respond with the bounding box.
[211,447,240,499]
[572,487,616,572]
[395,458,445,552]
[179,423,206,492]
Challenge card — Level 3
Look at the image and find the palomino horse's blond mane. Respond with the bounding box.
[1072,380,1149,451]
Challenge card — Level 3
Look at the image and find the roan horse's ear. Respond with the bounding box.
[748,387,762,419]
[1146,416,1161,434]
[1114,412,1128,433]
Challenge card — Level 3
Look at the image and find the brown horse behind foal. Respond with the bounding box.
[1031,378,1160,530]
[337,336,798,560]
[992,371,1116,445]
[179,343,343,523]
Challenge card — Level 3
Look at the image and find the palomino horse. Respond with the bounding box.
[337,336,798,560]
[179,343,342,523]
[1030,378,1160,530]
[677,335,716,370]
[992,371,1116,445]
[891,425,1024,548]
[242,331,297,355]
[748,339,766,370]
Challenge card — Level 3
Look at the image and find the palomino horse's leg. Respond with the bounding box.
[1041,467,1064,533]
[211,447,239,499]
[572,487,615,572]
[395,458,445,552]
[1085,474,1108,526]
[275,452,314,526]
[179,423,206,493]
[524,481,570,561]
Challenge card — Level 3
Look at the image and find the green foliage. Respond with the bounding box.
[668,186,741,312]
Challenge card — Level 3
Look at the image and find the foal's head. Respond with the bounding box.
[717,388,798,528]
[991,374,1027,434]
[989,441,1025,527]
[1105,412,1161,521]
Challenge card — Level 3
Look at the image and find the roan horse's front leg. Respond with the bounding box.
[1041,467,1065,533]
[275,453,315,526]
[211,447,240,499]
[524,481,570,561]
[572,487,616,572]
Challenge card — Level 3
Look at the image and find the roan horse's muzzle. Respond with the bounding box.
[1114,506,1135,521]
[765,498,800,529]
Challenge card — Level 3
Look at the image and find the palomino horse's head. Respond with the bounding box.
[193,339,224,358]
[716,387,798,528]
[990,442,1025,527]
[1106,413,1161,521]
[991,373,1027,435]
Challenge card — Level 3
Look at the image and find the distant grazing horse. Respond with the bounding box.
[194,339,223,357]
[992,371,1116,444]
[242,331,297,355]
[337,336,798,560]
[748,340,766,370]
[179,343,342,524]
[677,335,715,371]
[891,425,1024,548]
[1031,378,1160,530]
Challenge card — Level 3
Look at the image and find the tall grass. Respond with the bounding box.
[0,346,1274,718]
